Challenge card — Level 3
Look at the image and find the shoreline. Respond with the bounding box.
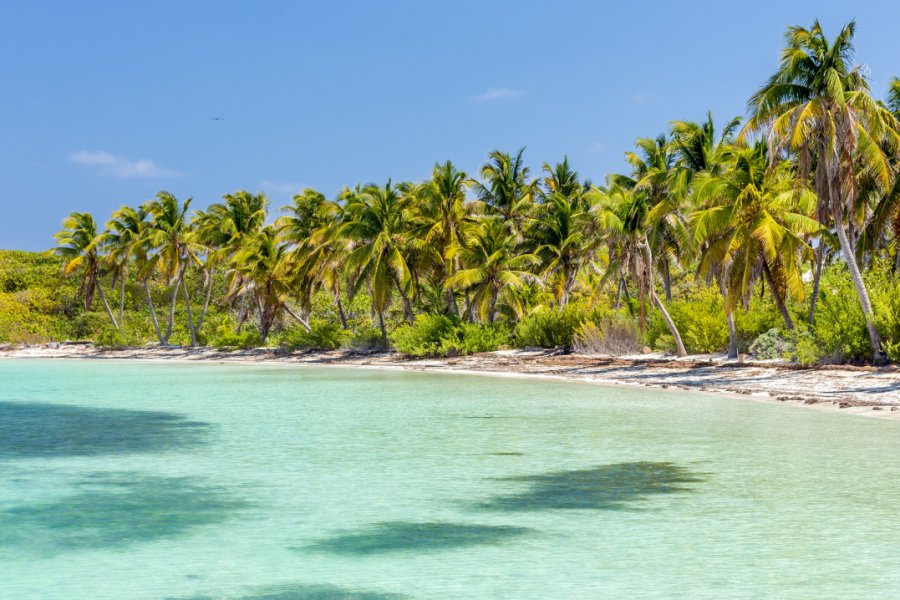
[3,344,900,421]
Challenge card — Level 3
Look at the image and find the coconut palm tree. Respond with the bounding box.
[228,226,298,342]
[470,148,536,235]
[445,216,541,323]
[692,143,822,337]
[105,206,166,343]
[142,191,200,346]
[596,184,687,356]
[338,181,414,338]
[196,191,269,334]
[743,20,900,361]
[54,211,118,329]
[407,161,472,316]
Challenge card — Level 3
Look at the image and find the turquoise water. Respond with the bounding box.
[1,359,899,599]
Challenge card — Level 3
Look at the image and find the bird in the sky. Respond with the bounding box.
[211,117,224,121]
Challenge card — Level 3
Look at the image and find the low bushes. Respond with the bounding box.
[514,304,588,348]
[390,314,509,357]
[573,313,642,355]
[280,319,348,351]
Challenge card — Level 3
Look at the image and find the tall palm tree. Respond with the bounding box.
[597,184,687,356]
[692,143,822,336]
[743,20,900,361]
[228,226,298,342]
[54,211,119,329]
[196,190,269,334]
[142,191,200,346]
[470,148,536,234]
[338,181,414,338]
[101,206,150,331]
[408,161,472,316]
[105,206,165,343]
[445,217,540,323]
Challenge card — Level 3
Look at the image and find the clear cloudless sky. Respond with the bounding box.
[2,1,900,250]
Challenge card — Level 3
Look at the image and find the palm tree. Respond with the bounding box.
[669,113,742,355]
[101,206,151,331]
[338,181,414,338]
[196,190,269,334]
[692,143,821,337]
[596,184,687,356]
[105,206,166,343]
[743,20,900,361]
[228,226,297,342]
[142,191,200,346]
[408,161,472,316]
[445,217,540,323]
[54,211,119,329]
[278,188,343,328]
[470,148,536,234]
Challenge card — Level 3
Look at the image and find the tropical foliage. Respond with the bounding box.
[3,20,899,364]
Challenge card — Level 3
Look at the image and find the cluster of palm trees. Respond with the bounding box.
[55,21,900,361]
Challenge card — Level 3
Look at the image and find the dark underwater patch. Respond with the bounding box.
[303,521,532,555]
[477,461,705,512]
[168,584,407,600]
[0,472,247,553]
[0,400,210,458]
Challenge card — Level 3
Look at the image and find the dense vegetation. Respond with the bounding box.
[4,21,900,364]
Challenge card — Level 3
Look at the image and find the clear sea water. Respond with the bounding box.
[1,359,899,599]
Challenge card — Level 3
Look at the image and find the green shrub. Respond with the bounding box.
[391,315,509,357]
[349,325,388,350]
[440,322,509,355]
[210,321,262,350]
[280,319,348,351]
[94,327,142,350]
[391,314,456,356]
[749,328,793,359]
[514,304,586,348]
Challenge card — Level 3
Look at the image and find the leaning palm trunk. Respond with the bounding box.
[808,244,825,324]
[651,292,686,357]
[181,279,197,347]
[719,275,738,359]
[762,261,794,331]
[282,302,312,332]
[832,201,885,361]
[196,270,214,334]
[143,280,165,345]
[117,274,126,331]
[164,266,186,343]
[96,284,119,330]
[641,244,686,356]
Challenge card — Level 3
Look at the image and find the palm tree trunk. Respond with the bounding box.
[487,287,500,324]
[164,267,185,342]
[762,261,794,331]
[719,275,738,359]
[282,302,312,332]
[832,201,884,361]
[196,270,214,333]
[181,278,197,347]
[808,243,825,324]
[621,279,635,317]
[378,311,387,341]
[143,280,165,345]
[118,276,127,331]
[662,258,672,303]
[614,278,623,309]
[652,291,687,357]
[336,295,348,330]
[96,283,119,330]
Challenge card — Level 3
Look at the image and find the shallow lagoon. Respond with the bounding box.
[1,359,899,599]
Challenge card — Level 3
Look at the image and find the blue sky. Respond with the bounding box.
[3,1,900,250]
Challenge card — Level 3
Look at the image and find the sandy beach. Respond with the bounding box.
[4,343,900,420]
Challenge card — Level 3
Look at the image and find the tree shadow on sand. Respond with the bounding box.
[302,521,532,555]
[476,461,706,512]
